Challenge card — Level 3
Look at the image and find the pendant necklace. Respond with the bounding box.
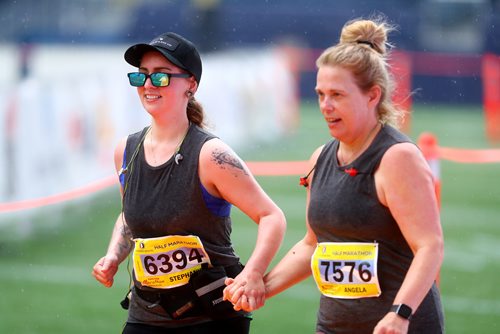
[149,123,190,166]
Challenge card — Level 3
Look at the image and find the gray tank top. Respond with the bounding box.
[309,125,444,334]
[122,124,241,326]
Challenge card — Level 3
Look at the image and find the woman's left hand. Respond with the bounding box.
[373,312,410,334]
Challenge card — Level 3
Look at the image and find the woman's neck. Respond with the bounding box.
[150,116,190,142]
[145,117,190,166]
[338,122,381,166]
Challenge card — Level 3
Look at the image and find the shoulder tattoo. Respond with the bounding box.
[211,149,249,177]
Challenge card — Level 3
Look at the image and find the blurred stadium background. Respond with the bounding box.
[1,0,500,333]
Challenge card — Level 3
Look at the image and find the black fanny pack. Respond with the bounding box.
[190,264,239,319]
[130,263,244,320]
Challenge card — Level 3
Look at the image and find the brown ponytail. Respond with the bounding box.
[187,96,206,128]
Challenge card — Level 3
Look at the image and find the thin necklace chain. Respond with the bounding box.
[338,123,380,166]
[150,127,157,165]
[149,123,190,165]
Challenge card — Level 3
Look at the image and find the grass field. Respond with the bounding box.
[1,102,499,333]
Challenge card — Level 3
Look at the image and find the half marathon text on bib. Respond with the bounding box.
[133,235,211,289]
[311,242,381,299]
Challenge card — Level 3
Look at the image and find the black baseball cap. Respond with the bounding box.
[124,32,202,84]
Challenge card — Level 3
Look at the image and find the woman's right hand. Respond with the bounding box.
[223,270,266,312]
[92,255,119,288]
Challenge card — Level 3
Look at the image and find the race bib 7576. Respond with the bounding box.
[311,242,381,299]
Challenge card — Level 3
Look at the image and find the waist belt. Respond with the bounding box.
[135,282,192,304]
[134,262,244,320]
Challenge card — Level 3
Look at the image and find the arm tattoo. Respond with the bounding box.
[211,149,248,176]
[117,223,133,256]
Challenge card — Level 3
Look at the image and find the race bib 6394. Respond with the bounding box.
[133,235,211,289]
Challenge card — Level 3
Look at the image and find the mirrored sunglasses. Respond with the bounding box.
[127,72,191,87]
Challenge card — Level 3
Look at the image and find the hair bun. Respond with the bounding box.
[339,18,394,55]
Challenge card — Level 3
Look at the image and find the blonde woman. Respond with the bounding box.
[225,18,444,334]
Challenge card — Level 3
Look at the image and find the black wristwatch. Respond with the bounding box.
[390,304,413,321]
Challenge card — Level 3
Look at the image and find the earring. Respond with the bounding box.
[185,90,193,98]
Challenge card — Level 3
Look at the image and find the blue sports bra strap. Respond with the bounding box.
[119,149,127,188]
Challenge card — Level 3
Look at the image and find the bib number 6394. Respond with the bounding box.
[143,248,206,275]
[133,235,211,289]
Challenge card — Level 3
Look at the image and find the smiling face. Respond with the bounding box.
[137,51,196,119]
[315,65,380,144]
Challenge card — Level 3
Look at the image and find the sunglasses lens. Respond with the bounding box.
[151,73,170,87]
[128,73,146,87]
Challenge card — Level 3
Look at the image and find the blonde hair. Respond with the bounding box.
[316,17,404,127]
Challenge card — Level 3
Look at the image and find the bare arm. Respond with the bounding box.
[264,220,317,298]
[225,145,323,310]
[263,145,323,298]
[199,139,287,311]
[106,213,134,264]
[92,137,134,287]
[92,213,133,287]
[374,143,444,333]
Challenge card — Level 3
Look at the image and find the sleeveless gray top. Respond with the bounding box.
[122,124,241,326]
[309,125,444,334]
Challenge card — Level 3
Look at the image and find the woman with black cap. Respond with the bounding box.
[92,32,286,334]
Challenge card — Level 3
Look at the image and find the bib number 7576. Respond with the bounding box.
[311,242,381,299]
[320,260,372,283]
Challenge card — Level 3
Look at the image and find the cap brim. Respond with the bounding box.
[124,43,187,71]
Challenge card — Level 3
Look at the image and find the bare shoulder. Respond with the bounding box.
[311,145,325,163]
[381,142,425,170]
[199,138,255,200]
[200,138,250,177]
[301,145,325,188]
[113,136,128,173]
[379,142,431,185]
[307,145,324,174]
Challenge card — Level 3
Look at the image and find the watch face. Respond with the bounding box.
[399,304,412,318]
[392,304,413,320]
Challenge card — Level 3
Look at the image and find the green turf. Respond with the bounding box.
[1,103,499,333]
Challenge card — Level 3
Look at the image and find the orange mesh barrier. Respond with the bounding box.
[438,147,500,163]
[1,147,499,214]
[0,176,117,213]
